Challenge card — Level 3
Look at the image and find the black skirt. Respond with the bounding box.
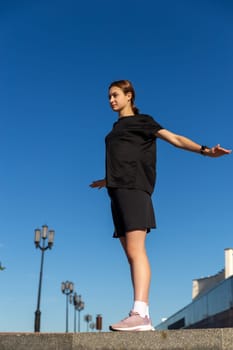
[107,188,156,238]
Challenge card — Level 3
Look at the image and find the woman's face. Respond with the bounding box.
[109,86,131,113]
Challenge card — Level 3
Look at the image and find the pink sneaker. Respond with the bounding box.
[109,311,155,331]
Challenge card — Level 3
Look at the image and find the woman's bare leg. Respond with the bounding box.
[109,231,153,330]
[120,230,151,303]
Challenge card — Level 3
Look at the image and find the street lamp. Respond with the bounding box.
[70,292,78,333]
[61,281,74,332]
[0,261,6,271]
[89,322,96,332]
[34,224,55,333]
[84,314,92,332]
[71,294,85,332]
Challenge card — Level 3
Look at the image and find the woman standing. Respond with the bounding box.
[90,80,231,331]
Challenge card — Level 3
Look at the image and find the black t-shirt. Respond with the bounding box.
[105,114,163,195]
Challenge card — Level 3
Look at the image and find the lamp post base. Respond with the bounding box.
[34,310,41,332]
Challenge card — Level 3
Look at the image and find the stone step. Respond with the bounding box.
[0,329,233,350]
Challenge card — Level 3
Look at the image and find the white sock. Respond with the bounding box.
[132,300,147,318]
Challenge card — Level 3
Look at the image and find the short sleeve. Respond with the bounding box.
[142,114,164,137]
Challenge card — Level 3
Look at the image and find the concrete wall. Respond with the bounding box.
[1,329,233,350]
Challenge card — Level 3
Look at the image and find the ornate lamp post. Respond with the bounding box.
[0,262,6,271]
[70,292,78,333]
[34,224,55,332]
[61,281,74,332]
[89,322,96,332]
[71,294,85,332]
[84,314,92,332]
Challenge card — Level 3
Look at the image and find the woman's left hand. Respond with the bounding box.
[206,144,232,157]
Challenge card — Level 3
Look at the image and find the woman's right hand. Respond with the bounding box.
[89,179,106,189]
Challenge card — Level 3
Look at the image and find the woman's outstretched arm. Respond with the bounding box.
[156,129,232,157]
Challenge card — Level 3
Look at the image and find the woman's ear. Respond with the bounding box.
[127,92,132,102]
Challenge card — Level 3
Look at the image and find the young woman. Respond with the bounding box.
[90,80,231,332]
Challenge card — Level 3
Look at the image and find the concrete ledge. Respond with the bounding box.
[0,329,233,350]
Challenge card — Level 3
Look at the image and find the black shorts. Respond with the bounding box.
[107,188,156,238]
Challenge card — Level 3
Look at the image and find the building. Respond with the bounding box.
[156,248,233,330]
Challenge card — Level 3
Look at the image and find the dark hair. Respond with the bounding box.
[108,80,140,115]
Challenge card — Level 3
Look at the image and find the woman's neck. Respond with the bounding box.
[118,106,135,118]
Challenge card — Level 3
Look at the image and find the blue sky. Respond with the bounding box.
[0,0,232,332]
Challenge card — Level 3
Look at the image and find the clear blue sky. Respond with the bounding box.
[0,0,232,332]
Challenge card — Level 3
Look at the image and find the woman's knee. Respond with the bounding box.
[124,229,147,262]
[125,245,147,263]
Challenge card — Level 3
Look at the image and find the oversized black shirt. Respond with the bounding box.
[105,114,163,195]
